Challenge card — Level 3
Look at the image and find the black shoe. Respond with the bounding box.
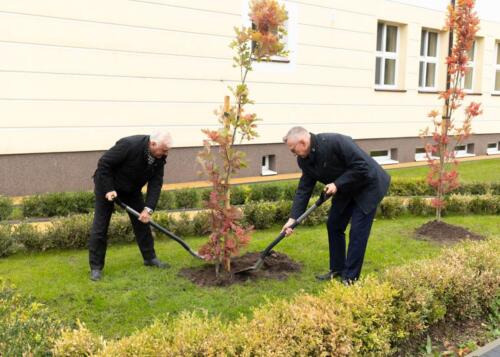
[315,271,341,281]
[90,269,102,281]
[144,258,170,269]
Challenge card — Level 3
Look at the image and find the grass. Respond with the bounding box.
[386,157,500,182]
[0,215,498,339]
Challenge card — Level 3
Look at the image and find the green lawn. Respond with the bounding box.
[1,215,498,339]
[387,158,500,182]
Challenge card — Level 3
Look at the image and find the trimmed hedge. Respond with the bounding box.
[11,179,500,219]
[1,194,499,257]
[0,279,63,356]
[0,196,13,221]
[51,239,500,356]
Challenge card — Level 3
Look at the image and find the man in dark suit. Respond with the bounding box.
[89,131,172,281]
[281,127,390,284]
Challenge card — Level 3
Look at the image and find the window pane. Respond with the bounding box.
[497,43,500,64]
[467,41,475,61]
[419,61,425,87]
[464,68,473,89]
[420,30,426,56]
[385,26,397,52]
[427,32,438,57]
[416,148,426,154]
[425,62,436,87]
[377,23,383,51]
[384,58,396,85]
[371,150,389,157]
[495,70,500,91]
[487,143,496,149]
[375,57,381,85]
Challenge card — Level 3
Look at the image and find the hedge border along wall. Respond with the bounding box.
[14,179,500,219]
[1,194,499,258]
[48,238,499,356]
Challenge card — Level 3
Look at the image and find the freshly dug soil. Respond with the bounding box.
[179,251,302,287]
[415,220,484,243]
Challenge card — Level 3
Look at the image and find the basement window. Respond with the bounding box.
[415,147,438,161]
[261,155,277,176]
[370,149,399,165]
[454,143,475,158]
[486,142,500,155]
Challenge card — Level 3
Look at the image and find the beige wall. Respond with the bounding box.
[0,0,499,156]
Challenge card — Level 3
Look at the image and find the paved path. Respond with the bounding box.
[466,338,500,357]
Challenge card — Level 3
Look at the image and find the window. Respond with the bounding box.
[454,143,474,157]
[495,42,500,93]
[463,40,476,92]
[370,149,398,165]
[261,155,277,176]
[486,142,500,155]
[375,23,398,88]
[414,147,438,161]
[419,30,439,90]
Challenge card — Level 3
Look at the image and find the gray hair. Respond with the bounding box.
[282,126,309,143]
[150,131,173,147]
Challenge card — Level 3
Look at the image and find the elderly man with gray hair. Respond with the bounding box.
[89,131,172,281]
[281,126,390,285]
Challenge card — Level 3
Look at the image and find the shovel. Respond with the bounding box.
[114,198,203,260]
[235,191,332,274]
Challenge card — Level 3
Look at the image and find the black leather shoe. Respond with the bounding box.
[90,269,102,281]
[144,258,170,269]
[315,271,341,281]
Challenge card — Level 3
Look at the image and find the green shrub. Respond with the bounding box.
[13,223,47,252]
[52,239,499,356]
[491,182,500,195]
[156,191,176,210]
[192,211,211,236]
[243,201,277,229]
[260,184,283,202]
[0,279,63,356]
[22,192,94,218]
[0,196,13,221]
[388,178,432,196]
[230,185,248,205]
[174,189,200,209]
[52,321,105,357]
[456,182,489,195]
[0,225,18,257]
[407,197,434,216]
[247,184,265,202]
[302,199,329,226]
[445,194,473,215]
[378,197,406,219]
[281,181,298,200]
[275,200,293,223]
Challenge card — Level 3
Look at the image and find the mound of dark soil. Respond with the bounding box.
[179,251,301,287]
[415,220,484,243]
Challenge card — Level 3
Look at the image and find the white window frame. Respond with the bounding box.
[486,142,500,155]
[494,42,500,94]
[454,143,475,158]
[415,147,438,161]
[418,29,439,91]
[375,23,399,89]
[261,155,277,176]
[243,0,297,71]
[370,149,398,165]
[462,40,476,93]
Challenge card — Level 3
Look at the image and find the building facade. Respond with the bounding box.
[0,0,499,195]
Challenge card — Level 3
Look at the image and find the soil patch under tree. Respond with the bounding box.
[415,220,484,243]
[179,251,301,287]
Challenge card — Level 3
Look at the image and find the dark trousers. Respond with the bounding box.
[326,199,377,281]
[89,191,156,270]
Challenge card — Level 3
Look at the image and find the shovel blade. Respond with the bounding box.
[234,257,264,274]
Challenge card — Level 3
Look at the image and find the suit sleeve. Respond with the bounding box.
[290,170,317,220]
[332,135,370,192]
[145,163,165,209]
[94,139,130,194]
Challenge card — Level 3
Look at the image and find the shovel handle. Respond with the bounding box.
[114,198,203,260]
[259,191,332,259]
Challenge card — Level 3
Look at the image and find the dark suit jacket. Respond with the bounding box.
[290,133,391,219]
[93,135,166,209]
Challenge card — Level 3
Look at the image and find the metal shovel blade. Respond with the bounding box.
[234,191,332,274]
